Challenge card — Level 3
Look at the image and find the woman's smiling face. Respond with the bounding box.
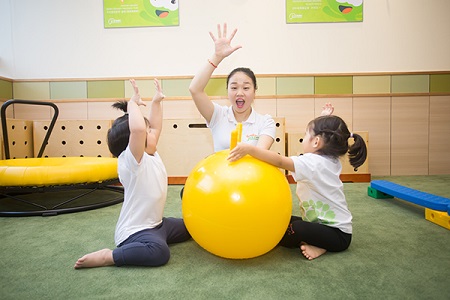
[227,71,255,115]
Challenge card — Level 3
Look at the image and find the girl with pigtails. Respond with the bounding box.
[228,115,367,260]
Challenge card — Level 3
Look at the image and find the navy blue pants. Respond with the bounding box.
[112,217,191,267]
[279,216,352,252]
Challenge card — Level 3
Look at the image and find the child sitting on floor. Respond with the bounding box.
[228,114,367,260]
[74,79,190,269]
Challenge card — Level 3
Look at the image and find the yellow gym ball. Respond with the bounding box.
[182,148,292,259]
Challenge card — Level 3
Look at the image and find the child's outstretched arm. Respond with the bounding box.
[228,143,295,172]
[128,79,148,163]
[146,78,165,153]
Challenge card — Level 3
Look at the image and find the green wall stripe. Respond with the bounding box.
[315,76,352,94]
[124,79,153,98]
[205,78,227,97]
[391,75,429,93]
[430,74,450,93]
[257,77,276,96]
[276,77,314,95]
[161,79,192,97]
[0,79,13,99]
[50,81,87,99]
[353,76,391,94]
[87,80,124,98]
[13,82,50,100]
[9,73,450,100]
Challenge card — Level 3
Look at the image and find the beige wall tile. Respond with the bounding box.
[253,98,277,117]
[429,95,450,174]
[353,97,391,176]
[391,96,429,175]
[276,98,315,133]
[56,102,88,120]
[314,98,353,130]
[87,102,123,120]
[163,100,202,119]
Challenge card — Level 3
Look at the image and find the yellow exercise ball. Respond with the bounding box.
[182,149,292,259]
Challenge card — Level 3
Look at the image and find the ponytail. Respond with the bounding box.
[348,133,367,169]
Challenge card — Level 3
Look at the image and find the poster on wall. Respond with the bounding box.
[103,0,179,28]
[286,0,363,24]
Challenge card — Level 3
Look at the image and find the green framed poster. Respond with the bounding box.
[104,0,179,28]
[286,0,363,24]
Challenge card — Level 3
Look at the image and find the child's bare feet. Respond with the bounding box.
[74,248,114,269]
[300,243,327,260]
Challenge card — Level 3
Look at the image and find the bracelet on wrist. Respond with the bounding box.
[208,59,218,68]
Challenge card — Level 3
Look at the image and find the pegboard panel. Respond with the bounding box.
[287,131,369,175]
[271,117,285,156]
[158,119,214,177]
[33,120,112,158]
[0,119,34,159]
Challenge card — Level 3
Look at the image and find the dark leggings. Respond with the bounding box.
[112,217,191,267]
[279,216,352,252]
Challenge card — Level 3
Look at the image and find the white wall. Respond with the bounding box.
[1,0,450,79]
[0,0,14,78]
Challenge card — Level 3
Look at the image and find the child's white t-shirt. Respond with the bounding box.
[208,102,276,152]
[114,147,167,245]
[290,153,352,234]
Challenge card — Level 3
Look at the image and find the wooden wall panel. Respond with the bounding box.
[56,102,88,120]
[271,117,285,156]
[253,98,277,117]
[276,98,315,133]
[315,98,353,130]
[353,97,391,176]
[87,102,123,120]
[13,104,52,120]
[162,100,201,119]
[1,119,34,159]
[157,119,213,177]
[429,95,450,174]
[33,120,112,158]
[391,96,429,175]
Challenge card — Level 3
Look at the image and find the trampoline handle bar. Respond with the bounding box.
[1,99,59,159]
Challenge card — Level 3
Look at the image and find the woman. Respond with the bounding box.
[189,23,276,152]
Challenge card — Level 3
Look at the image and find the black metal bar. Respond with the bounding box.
[1,99,59,159]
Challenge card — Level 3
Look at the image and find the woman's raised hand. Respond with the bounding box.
[209,23,242,60]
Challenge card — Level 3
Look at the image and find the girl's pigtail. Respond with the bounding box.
[348,133,367,169]
[112,100,128,113]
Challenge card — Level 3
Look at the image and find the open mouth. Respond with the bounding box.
[156,10,169,18]
[339,5,353,14]
[236,100,245,109]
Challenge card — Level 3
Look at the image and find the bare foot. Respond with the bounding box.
[74,248,114,269]
[300,244,327,260]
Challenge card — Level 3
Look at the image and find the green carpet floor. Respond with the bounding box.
[1,175,449,300]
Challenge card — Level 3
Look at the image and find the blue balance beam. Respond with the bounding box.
[369,180,450,214]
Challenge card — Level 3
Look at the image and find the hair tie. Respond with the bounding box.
[350,132,353,138]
